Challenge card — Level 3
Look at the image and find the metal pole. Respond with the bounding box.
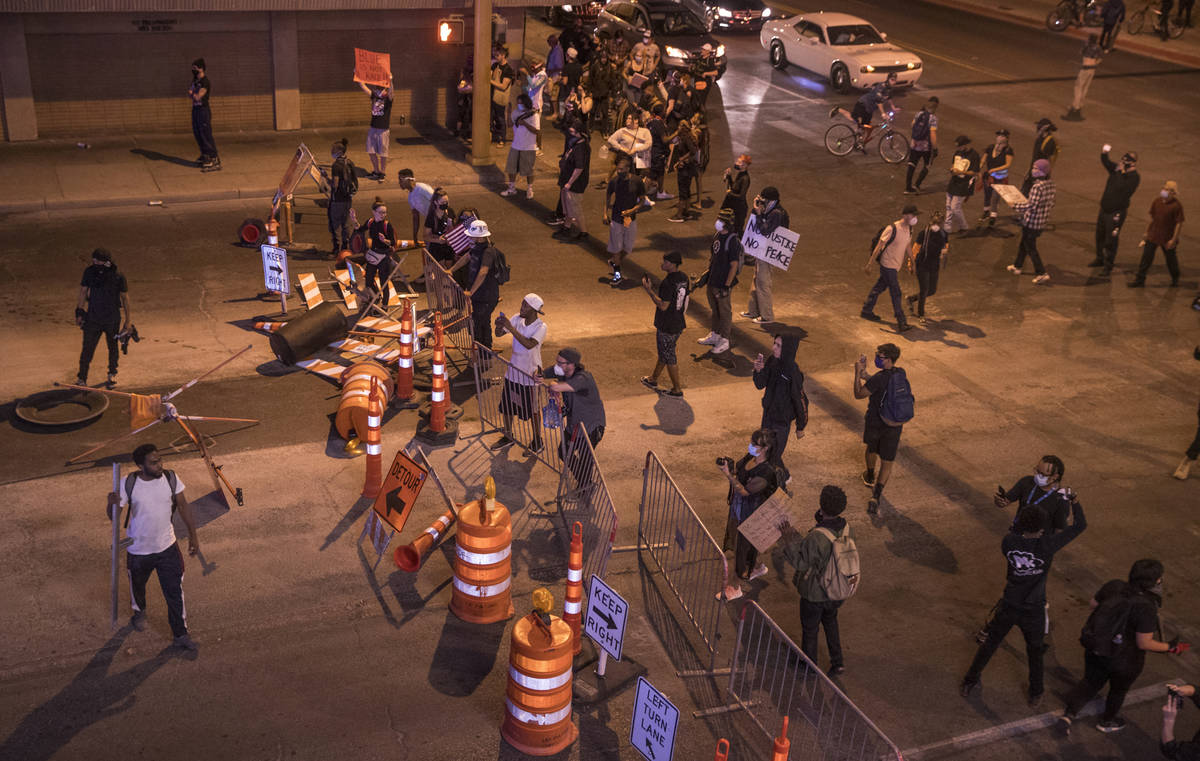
[471,0,493,167]
[596,650,608,678]
[110,463,119,628]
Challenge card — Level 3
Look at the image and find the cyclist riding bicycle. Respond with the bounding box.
[831,72,898,139]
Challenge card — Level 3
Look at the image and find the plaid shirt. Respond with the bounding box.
[1018,178,1056,230]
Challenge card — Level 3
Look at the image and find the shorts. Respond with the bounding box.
[607,219,637,254]
[863,422,902,461]
[366,127,390,157]
[851,103,872,127]
[505,148,536,177]
[500,378,538,421]
[655,329,681,365]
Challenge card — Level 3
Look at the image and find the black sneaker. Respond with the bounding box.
[173,634,199,651]
[959,679,979,698]
[663,388,684,397]
[859,312,883,323]
[1127,280,1145,288]
[1086,259,1105,267]
[130,611,147,631]
[490,436,515,450]
[829,665,845,676]
[897,323,914,332]
[1096,717,1126,733]
[867,497,879,515]
[640,376,659,390]
[1055,714,1073,736]
[861,470,876,487]
[1028,691,1043,709]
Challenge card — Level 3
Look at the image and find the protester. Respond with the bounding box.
[1101,0,1126,50]
[721,154,752,233]
[501,94,540,199]
[1021,119,1059,197]
[423,188,457,268]
[742,187,787,324]
[906,212,949,322]
[1064,35,1103,121]
[781,485,852,675]
[753,335,809,458]
[719,428,785,601]
[490,47,515,144]
[945,136,979,235]
[979,130,1014,227]
[492,294,548,455]
[1175,348,1200,479]
[543,347,606,456]
[107,443,199,651]
[327,139,357,257]
[1131,180,1185,287]
[699,207,742,355]
[460,220,501,351]
[353,198,398,306]
[604,156,648,287]
[666,117,702,223]
[640,251,689,398]
[554,119,591,242]
[994,456,1073,534]
[1007,159,1057,284]
[1160,684,1200,759]
[861,205,917,332]
[853,343,911,514]
[358,73,393,179]
[647,105,673,201]
[606,112,653,192]
[905,97,939,195]
[521,57,548,152]
[1089,145,1140,277]
[75,248,131,387]
[397,168,434,244]
[455,57,474,140]
[1057,559,1189,734]
[188,59,219,171]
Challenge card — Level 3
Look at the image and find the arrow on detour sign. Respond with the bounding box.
[372,450,427,533]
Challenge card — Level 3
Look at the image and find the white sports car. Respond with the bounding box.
[759,11,923,93]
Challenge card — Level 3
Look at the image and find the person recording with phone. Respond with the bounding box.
[718,428,786,602]
[994,455,1073,534]
[1163,684,1200,759]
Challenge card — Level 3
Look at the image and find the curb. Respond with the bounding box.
[920,0,1200,69]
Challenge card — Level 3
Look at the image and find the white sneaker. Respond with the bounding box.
[1174,457,1193,480]
[525,187,534,199]
[697,332,717,345]
[752,316,770,324]
[740,311,755,318]
[656,191,675,200]
[643,198,656,207]
[1032,273,1051,284]
[500,186,517,196]
[718,585,744,601]
[748,564,768,581]
[1006,265,1022,275]
[713,338,731,354]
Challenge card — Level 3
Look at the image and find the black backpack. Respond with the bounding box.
[121,470,180,528]
[1080,583,1138,657]
[911,109,932,143]
[491,247,511,285]
[870,223,896,255]
[332,157,358,200]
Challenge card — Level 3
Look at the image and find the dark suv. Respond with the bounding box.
[595,0,727,79]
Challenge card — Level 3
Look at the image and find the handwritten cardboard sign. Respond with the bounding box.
[354,48,392,88]
[741,213,799,271]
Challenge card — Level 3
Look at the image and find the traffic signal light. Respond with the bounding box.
[437,15,465,45]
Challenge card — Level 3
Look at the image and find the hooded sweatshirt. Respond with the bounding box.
[753,335,809,429]
[784,512,848,603]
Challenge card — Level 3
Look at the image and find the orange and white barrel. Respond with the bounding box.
[501,609,578,755]
[450,480,513,624]
[336,361,393,441]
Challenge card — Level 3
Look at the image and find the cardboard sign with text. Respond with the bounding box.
[741,213,799,271]
[736,488,799,554]
[354,48,392,87]
[373,450,427,533]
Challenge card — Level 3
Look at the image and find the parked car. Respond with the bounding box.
[704,0,774,31]
[759,11,922,93]
[544,2,605,27]
[596,0,727,79]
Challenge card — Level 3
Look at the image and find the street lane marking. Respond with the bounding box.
[897,40,1017,82]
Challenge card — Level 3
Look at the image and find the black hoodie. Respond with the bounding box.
[753,335,808,429]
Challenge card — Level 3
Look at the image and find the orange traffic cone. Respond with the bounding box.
[395,300,415,402]
[771,717,790,761]
[714,738,730,761]
[429,311,448,433]
[361,377,383,499]
[265,217,279,246]
[563,521,584,655]
[394,506,456,571]
[253,321,286,333]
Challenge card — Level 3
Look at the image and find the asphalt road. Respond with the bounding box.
[1,2,1198,760]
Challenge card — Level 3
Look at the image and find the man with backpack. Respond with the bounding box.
[854,343,913,514]
[327,139,357,257]
[960,498,1088,707]
[1057,558,1190,734]
[782,485,856,676]
[904,97,939,195]
[860,205,918,332]
[105,444,200,650]
[1021,118,1059,197]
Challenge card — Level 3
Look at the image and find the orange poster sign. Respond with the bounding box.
[354,48,392,88]
[373,450,427,533]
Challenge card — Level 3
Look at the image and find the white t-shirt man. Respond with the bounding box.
[120,472,186,555]
[505,315,547,384]
[408,181,435,219]
[511,107,540,152]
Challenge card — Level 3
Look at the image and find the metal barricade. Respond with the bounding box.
[421,249,474,361]
[471,342,566,475]
[638,450,730,676]
[711,601,902,761]
[556,422,618,586]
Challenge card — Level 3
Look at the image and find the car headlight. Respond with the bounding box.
[909,61,921,70]
[717,7,732,17]
[716,44,726,57]
[861,65,875,73]
[665,46,687,59]
[762,7,771,17]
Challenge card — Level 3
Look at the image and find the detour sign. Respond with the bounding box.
[373,450,427,533]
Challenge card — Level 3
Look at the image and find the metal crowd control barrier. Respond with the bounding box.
[704,601,903,761]
[555,422,618,587]
[637,450,730,676]
[471,342,566,475]
[421,250,474,364]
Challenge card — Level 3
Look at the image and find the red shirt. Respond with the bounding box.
[1147,196,1184,246]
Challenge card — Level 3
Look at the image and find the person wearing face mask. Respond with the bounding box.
[1057,559,1190,735]
[960,496,1088,708]
[979,130,1014,227]
[753,334,809,458]
[906,212,949,322]
[945,135,979,235]
[853,343,908,514]
[742,187,788,324]
[327,139,357,258]
[424,188,457,268]
[1088,146,1140,276]
[188,59,219,171]
[1131,180,1185,287]
[780,485,850,675]
[1007,159,1057,284]
[640,251,689,397]
[554,120,591,242]
[75,248,131,387]
[542,347,606,460]
[604,156,648,288]
[719,428,785,601]
[904,97,939,195]
[721,154,752,234]
[1021,119,1059,197]
[861,205,917,332]
[698,208,743,355]
[994,456,1072,534]
[353,198,398,307]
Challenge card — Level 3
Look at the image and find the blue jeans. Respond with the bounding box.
[862,265,906,324]
[191,105,217,160]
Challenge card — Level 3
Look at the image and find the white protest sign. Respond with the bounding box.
[261,244,290,294]
[992,183,1027,208]
[741,213,798,271]
[736,488,800,554]
[631,677,679,761]
[584,574,629,661]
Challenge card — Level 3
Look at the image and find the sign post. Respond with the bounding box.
[740,213,799,271]
[261,243,290,315]
[585,574,629,677]
[373,449,428,533]
[631,677,680,761]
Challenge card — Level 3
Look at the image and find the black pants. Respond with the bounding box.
[191,105,218,160]
[914,267,939,317]
[721,195,748,234]
[1063,651,1144,721]
[676,165,697,217]
[128,544,188,638]
[471,297,498,350]
[364,255,396,306]
[862,265,906,324]
[79,320,120,381]
[490,101,506,142]
[456,94,473,136]
[1094,208,1126,268]
[800,598,844,670]
[1135,242,1180,284]
[1179,0,1195,25]
[964,600,1045,695]
[906,149,932,191]
[328,200,352,253]
[1014,227,1046,275]
[762,419,793,459]
[1187,399,1200,460]
[1100,22,1119,49]
[561,423,605,476]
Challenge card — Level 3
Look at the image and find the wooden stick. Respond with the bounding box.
[176,415,260,424]
[68,418,164,464]
[164,344,253,401]
[52,382,136,398]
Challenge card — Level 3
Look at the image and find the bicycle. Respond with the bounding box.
[825,112,909,164]
[1046,0,1104,31]
[1127,2,1185,38]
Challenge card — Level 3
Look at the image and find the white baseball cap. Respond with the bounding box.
[465,220,491,238]
[523,293,544,313]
